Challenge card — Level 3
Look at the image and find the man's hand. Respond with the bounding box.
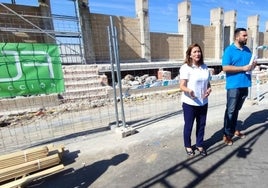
[243,60,257,72]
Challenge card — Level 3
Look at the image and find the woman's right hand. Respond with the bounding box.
[188,90,196,98]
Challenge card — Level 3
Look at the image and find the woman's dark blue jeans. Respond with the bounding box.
[223,88,248,137]
[182,102,208,148]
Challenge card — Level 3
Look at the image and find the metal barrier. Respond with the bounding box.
[1,73,268,154]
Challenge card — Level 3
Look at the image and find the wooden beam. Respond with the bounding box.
[0,146,48,170]
[0,154,60,183]
[0,164,64,188]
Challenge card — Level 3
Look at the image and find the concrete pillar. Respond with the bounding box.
[178,0,191,58]
[38,0,55,43]
[78,0,96,64]
[224,10,237,44]
[210,7,223,60]
[135,0,151,62]
[247,15,259,55]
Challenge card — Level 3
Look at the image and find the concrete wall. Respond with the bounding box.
[86,0,268,62]
[150,32,184,61]
[1,1,268,63]
[191,25,216,59]
[90,13,142,62]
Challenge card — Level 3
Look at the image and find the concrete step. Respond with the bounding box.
[63,69,99,75]
[64,82,102,90]
[62,65,99,74]
[62,64,108,101]
[63,74,100,80]
[64,86,107,93]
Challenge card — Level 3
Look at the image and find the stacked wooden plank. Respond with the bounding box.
[0,146,49,170]
[0,144,65,188]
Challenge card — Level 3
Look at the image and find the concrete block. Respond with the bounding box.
[158,69,171,80]
[113,125,137,138]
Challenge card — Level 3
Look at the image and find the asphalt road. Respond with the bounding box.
[27,90,268,188]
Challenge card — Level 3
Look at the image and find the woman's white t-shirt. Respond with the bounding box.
[179,63,210,106]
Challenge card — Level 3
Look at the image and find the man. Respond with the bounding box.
[222,28,257,145]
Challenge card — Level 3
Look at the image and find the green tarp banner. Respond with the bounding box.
[0,43,65,98]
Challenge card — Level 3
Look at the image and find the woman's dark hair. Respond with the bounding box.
[184,43,204,66]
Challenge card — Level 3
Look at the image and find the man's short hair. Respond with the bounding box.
[234,28,247,36]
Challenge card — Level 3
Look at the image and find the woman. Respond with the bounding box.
[179,43,212,157]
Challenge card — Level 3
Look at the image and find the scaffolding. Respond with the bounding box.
[0,1,84,64]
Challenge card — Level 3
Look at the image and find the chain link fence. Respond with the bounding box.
[1,1,268,154]
[1,75,268,154]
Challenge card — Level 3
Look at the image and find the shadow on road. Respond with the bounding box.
[27,109,268,188]
[131,110,183,129]
[133,109,268,188]
[28,153,129,188]
[204,109,268,150]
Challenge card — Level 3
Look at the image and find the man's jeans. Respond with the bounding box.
[223,88,248,137]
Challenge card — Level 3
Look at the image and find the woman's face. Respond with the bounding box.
[190,46,201,63]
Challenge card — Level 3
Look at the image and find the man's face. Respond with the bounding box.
[237,31,248,46]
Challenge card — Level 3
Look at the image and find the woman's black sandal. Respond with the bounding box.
[196,147,207,156]
[185,148,195,157]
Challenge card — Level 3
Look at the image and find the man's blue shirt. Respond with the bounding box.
[222,43,252,89]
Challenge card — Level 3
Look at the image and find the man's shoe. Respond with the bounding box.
[223,135,233,146]
[234,131,246,139]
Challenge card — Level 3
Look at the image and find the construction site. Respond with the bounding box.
[0,0,268,187]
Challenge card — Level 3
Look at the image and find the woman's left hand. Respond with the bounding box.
[204,88,212,98]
